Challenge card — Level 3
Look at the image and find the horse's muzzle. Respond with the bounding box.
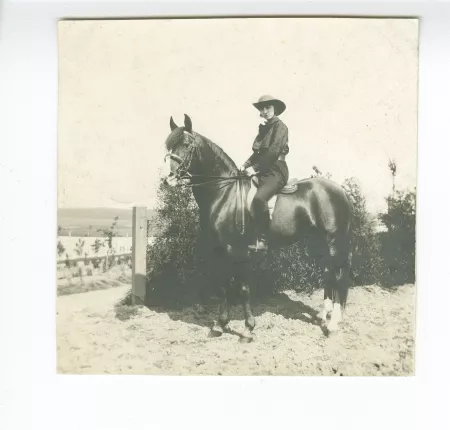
[164,174,178,187]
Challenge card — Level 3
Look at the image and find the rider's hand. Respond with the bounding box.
[246,166,257,176]
[238,165,248,174]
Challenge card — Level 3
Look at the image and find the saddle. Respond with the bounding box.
[236,176,300,234]
[252,177,300,194]
[236,177,300,235]
[248,177,300,217]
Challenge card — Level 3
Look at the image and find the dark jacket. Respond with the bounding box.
[243,116,289,174]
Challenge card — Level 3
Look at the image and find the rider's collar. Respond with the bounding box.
[265,116,279,125]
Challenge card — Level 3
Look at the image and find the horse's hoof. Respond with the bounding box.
[223,325,232,334]
[239,336,253,344]
[209,329,223,338]
[318,310,331,322]
[327,324,340,336]
[209,324,223,337]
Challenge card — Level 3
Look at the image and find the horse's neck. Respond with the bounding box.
[195,139,236,177]
[191,139,239,214]
[196,161,227,177]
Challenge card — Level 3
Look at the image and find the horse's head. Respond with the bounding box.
[163,114,238,186]
[163,114,198,186]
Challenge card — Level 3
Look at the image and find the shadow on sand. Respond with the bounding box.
[143,289,329,338]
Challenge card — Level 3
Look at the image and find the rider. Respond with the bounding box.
[239,95,289,252]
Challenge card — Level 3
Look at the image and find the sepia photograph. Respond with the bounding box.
[57,17,418,376]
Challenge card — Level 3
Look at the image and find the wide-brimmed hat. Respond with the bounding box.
[252,95,286,115]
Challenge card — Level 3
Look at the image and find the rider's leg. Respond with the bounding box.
[252,174,282,250]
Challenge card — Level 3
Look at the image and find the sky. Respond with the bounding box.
[58,18,418,214]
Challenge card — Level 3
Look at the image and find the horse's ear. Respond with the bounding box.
[184,114,193,134]
[170,116,178,131]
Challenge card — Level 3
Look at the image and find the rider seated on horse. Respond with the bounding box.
[239,95,289,252]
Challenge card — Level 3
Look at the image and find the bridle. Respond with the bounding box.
[164,130,254,187]
[164,130,198,180]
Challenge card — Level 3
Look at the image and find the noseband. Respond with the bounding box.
[164,152,184,165]
[164,131,197,178]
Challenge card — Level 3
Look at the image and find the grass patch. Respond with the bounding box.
[114,289,141,321]
[58,278,127,296]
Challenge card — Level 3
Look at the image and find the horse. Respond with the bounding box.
[163,114,352,342]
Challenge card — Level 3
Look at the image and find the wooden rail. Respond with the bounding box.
[56,252,132,265]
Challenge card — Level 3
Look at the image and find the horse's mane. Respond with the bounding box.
[165,127,237,173]
[204,137,237,172]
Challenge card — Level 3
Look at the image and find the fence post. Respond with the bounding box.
[132,206,147,305]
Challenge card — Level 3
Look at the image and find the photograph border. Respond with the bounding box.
[1,1,449,429]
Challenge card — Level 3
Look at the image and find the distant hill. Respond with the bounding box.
[57,207,157,237]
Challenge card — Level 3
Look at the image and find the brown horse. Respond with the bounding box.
[164,114,352,341]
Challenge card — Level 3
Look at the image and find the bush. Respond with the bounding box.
[342,177,382,285]
[57,240,65,257]
[146,179,324,302]
[74,238,85,257]
[146,180,201,303]
[254,242,322,296]
[146,178,339,301]
[260,176,384,292]
[98,217,119,250]
[378,189,416,286]
[91,239,104,254]
[145,175,415,302]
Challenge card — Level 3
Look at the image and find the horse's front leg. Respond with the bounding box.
[193,231,210,314]
[234,259,255,343]
[209,249,232,337]
[210,285,230,337]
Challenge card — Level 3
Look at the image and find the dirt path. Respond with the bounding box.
[57,284,415,376]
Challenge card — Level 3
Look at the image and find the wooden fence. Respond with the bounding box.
[56,252,132,267]
[56,206,149,304]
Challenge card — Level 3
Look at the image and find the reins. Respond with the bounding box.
[166,130,256,188]
[178,173,255,188]
[177,173,252,235]
[166,129,254,235]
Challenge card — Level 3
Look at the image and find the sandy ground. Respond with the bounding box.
[57,283,415,376]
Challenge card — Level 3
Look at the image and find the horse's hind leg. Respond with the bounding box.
[320,266,334,323]
[326,235,350,333]
[327,275,342,332]
[311,232,333,323]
